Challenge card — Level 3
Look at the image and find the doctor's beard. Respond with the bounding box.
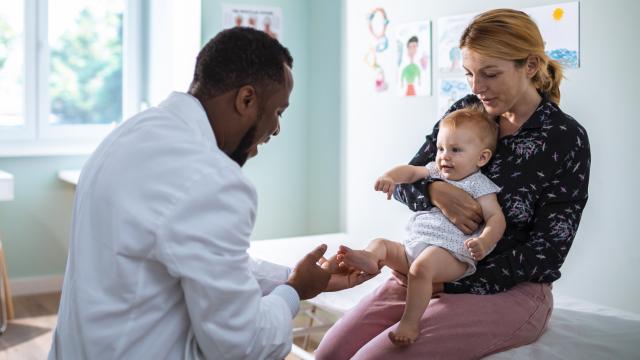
[229,125,257,167]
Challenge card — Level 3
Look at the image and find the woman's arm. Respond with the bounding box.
[429,181,484,234]
[392,129,438,211]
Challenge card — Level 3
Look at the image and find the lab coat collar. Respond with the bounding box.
[159,92,218,150]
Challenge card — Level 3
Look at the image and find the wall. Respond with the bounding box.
[201,0,342,239]
[343,0,640,313]
[0,156,86,280]
[0,0,343,285]
[306,0,342,234]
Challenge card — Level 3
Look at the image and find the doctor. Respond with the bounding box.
[49,27,369,359]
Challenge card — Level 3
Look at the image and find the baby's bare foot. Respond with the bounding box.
[337,245,379,274]
[320,254,341,273]
[388,321,419,346]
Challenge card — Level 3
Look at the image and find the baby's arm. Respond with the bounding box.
[464,193,506,261]
[375,165,430,200]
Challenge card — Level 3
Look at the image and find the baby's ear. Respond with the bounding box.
[477,149,492,167]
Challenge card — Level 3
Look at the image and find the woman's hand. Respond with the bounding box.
[428,181,483,234]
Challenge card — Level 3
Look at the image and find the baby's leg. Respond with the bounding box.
[389,246,468,346]
[338,238,409,275]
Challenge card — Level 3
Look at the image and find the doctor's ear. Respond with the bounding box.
[234,85,259,116]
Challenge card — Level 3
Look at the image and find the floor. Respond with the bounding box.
[0,293,325,359]
[0,293,60,360]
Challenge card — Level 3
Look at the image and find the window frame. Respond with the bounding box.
[0,0,143,156]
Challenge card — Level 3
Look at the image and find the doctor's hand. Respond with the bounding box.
[319,254,380,292]
[286,244,331,300]
[324,267,379,292]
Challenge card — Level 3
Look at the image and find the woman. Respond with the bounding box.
[315,8,590,359]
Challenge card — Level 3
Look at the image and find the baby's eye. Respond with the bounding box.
[452,147,462,153]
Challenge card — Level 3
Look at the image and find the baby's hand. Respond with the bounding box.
[374,176,396,200]
[464,237,488,261]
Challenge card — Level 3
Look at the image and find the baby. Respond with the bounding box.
[329,107,506,346]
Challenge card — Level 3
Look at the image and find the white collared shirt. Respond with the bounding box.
[49,92,299,360]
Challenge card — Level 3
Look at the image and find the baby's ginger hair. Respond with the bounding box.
[441,106,499,153]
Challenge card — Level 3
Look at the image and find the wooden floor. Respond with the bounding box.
[0,293,60,360]
[0,293,321,359]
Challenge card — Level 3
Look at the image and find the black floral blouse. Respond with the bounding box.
[394,94,591,294]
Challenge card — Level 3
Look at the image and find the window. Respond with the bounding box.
[0,2,27,134]
[0,0,142,155]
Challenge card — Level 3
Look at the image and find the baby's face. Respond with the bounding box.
[435,125,488,181]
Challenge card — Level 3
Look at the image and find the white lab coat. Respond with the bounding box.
[49,92,299,360]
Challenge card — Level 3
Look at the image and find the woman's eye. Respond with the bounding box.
[484,73,497,78]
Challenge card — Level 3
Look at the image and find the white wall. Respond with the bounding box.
[342,0,640,313]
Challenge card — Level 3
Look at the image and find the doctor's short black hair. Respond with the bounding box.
[190,27,293,98]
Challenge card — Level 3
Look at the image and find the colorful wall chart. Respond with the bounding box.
[396,21,432,97]
[222,4,282,40]
[435,2,580,114]
[527,2,580,68]
[364,7,390,92]
[437,78,471,116]
[436,13,474,75]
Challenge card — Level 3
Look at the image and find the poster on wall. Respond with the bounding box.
[364,7,390,92]
[396,21,431,97]
[221,4,282,40]
[526,2,580,68]
[437,77,471,116]
[436,13,475,75]
[435,2,581,111]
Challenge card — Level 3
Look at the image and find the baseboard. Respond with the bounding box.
[10,275,64,296]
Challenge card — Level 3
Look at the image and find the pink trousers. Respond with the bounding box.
[315,278,553,360]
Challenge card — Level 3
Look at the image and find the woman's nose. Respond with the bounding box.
[470,77,486,95]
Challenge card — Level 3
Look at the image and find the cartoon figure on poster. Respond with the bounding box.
[396,21,431,97]
[364,7,389,92]
[437,13,475,74]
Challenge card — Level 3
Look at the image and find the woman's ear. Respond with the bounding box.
[525,55,540,79]
[478,149,492,167]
